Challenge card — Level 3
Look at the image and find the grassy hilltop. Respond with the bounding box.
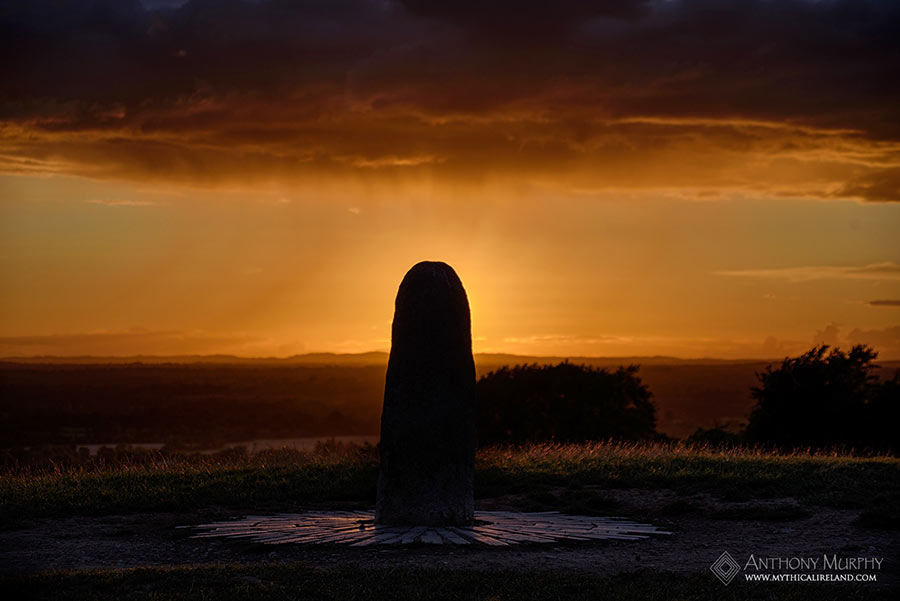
[4,442,897,525]
[3,442,898,599]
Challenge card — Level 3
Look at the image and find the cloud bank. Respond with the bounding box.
[869,300,900,307]
[0,328,264,356]
[1,0,899,199]
[715,262,900,282]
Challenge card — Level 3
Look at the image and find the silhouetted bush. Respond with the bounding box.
[745,345,900,452]
[476,362,657,445]
[867,370,900,452]
[686,426,742,448]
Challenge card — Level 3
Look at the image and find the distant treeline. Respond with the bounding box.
[0,364,385,447]
[2,353,897,451]
[0,361,658,448]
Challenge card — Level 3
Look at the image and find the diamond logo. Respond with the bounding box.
[711,551,741,585]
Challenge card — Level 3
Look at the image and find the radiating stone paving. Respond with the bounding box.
[187,511,669,546]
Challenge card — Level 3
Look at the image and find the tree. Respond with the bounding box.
[475,362,657,445]
[745,345,899,452]
[866,370,900,453]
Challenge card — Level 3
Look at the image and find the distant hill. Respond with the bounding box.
[0,352,391,366]
[0,351,830,367]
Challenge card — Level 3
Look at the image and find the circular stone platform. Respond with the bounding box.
[187,511,669,546]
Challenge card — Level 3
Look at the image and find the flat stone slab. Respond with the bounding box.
[185,511,669,546]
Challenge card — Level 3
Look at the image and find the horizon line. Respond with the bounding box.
[3,350,898,364]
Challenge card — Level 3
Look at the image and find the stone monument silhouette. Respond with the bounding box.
[375,261,476,526]
[189,261,669,544]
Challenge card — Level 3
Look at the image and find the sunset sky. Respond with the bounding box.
[1,0,899,359]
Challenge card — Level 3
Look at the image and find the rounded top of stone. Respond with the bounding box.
[406,260,457,275]
[390,260,472,360]
[398,261,464,294]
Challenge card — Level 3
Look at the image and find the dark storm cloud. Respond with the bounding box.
[835,168,900,203]
[398,0,651,40]
[1,0,899,198]
[140,1,189,8]
[0,0,409,106]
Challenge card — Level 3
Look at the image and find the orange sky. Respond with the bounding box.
[1,0,899,359]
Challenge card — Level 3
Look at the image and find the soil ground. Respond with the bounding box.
[3,488,896,589]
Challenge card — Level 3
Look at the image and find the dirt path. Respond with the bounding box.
[2,489,897,588]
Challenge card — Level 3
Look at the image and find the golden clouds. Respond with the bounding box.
[0,1,898,200]
[715,262,900,282]
[3,101,899,202]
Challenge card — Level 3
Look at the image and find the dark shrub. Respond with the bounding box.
[865,370,900,452]
[745,345,899,452]
[686,426,743,448]
[476,362,656,445]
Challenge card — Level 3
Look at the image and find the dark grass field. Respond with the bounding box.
[3,443,898,523]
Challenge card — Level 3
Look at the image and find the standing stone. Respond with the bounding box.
[375,261,476,526]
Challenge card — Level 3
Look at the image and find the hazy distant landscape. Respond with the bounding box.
[3,353,898,449]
